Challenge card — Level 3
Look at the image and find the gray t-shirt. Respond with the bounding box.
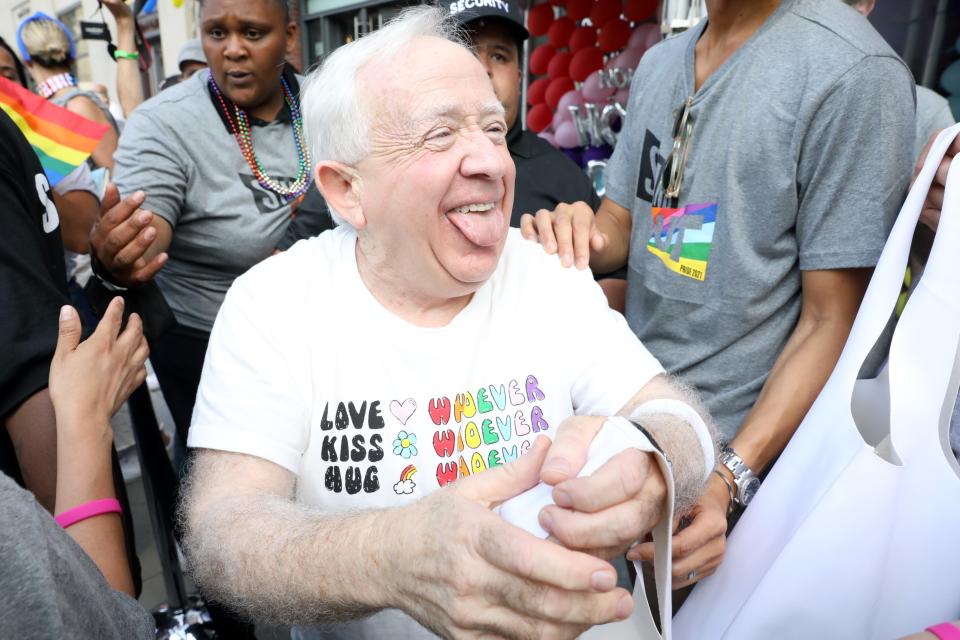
[605,0,915,440]
[0,473,155,639]
[114,72,308,332]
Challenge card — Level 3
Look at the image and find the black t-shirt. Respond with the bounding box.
[0,109,69,425]
[507,123,601,227]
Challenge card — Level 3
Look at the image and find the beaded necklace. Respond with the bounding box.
[37,72,76,99]
[208,70,311,201]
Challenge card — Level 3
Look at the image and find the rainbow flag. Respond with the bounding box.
[0,76,108,187]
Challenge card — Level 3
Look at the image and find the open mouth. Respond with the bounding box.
[450,202,495,214]
[446,201,505,247]
[226,70,253,84]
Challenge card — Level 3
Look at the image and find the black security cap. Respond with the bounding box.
[446,0,530,42]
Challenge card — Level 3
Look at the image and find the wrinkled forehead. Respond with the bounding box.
[358,35,502,131]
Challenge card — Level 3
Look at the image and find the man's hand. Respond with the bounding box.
[89,184,168,287]
[520,202,608,270]
[48,297,148,431]
[915,129,960,232]
[394,435,634,639]
[630,471,729,589]
[533,416,667,560]
[99,0,134,21]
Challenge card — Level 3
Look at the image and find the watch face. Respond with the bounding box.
[740,478,761,506]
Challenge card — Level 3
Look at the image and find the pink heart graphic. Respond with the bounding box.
[390,398,417,425]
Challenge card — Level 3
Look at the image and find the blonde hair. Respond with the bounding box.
[20,18,73,68]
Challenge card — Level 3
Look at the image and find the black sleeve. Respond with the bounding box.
[276,185,336,251]
[0,111,69,420]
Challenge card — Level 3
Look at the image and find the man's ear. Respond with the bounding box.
[286,21,298,57]
[314,162,365,228]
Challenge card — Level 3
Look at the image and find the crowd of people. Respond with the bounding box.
[0,0,958,638]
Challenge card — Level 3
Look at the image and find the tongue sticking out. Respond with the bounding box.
[447,209,506,247]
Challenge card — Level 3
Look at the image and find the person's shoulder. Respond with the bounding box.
[635,27,691,72]
[231,226,352,299]
[784,0,901,62]
[514,129,578,170]
[127,72,209,123]
[496,228,594,291]
[63,93,110,123]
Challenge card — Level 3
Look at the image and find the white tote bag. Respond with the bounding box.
[673,123,960,640]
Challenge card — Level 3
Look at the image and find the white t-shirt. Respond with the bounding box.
[189,226,664,639]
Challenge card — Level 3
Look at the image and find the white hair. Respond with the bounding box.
[301,6,466,224]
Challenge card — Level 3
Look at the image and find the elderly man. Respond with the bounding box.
[180,6,714,639]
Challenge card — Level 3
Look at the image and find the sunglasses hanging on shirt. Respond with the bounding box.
[652,96,695,209]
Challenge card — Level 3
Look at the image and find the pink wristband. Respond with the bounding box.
[54,498,122,528]
[927,623,960,640]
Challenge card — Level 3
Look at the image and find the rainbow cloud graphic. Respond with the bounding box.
[646,203,718,282]
[393,465,417,495]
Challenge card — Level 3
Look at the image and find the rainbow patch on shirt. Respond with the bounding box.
[646,203,718,282]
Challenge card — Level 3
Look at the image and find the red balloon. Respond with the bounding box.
[590,0,621,27]
[527,3,555,37]
[569,26,598,53]
[529,44,556,75]
[545,77,575,110]
[527,77,550,105]
[527,103,553,133]
[548,16,576,48]
[549,0,566,6]
[569,46,604,82]
[566,0,592,21]
[598,18,630,52]
[624,0,657,22]
[547,50,573,80]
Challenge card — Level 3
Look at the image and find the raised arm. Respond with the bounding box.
[181,439,635,636]
[48,297,149,596]
[100,0,144,118]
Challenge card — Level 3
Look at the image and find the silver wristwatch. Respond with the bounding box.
[718,447,761,509]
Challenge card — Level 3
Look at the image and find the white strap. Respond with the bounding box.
[830,124,960,391]
[886,128,960,457]
[580,417,675,640]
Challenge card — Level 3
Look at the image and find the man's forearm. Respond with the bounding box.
[182,451,401,626]
[590,200,632,275]
[639,411,711,512]
[5,389,58,512]
[730,314,854,474]
[619,375,718,511]
[52,190,98,253]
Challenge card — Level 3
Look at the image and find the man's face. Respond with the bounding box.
[469,21,522,130]
[0,47,20,84]
[354,36,515,297]
[181,60,208,80]
[200,0,294,110]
